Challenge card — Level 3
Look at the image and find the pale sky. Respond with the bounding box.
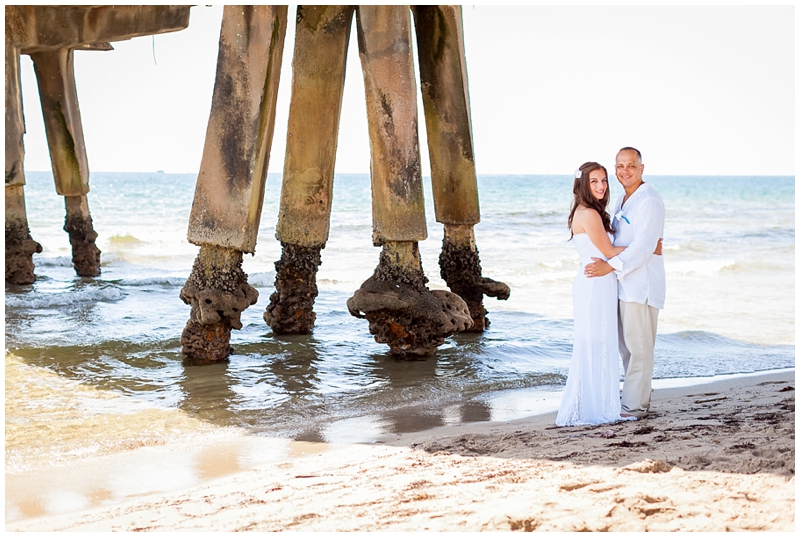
[18,4,795,177]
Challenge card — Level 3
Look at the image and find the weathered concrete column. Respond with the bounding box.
[412,5,510,330]
[347,6,472,356]
[5,42,25,187]
[356,5,426,245]
[29,48,89,197]
[266,6,354,334]
[186,5,287,252]
[182,5,287,364]
[29,48,101,277]
[5,41,42,284]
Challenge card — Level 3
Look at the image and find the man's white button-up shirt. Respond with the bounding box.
[607,182,666,309]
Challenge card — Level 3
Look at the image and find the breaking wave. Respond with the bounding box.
[5,285,125,309]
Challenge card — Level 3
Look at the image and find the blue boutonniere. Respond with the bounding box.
[615,210,630,225]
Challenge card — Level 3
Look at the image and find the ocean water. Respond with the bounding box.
[5,172,795,474]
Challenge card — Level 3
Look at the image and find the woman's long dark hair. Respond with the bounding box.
[567,161,613,239]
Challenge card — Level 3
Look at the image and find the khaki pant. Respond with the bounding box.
[618,300,659,415]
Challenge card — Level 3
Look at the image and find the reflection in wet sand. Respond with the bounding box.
[5,430,347,524]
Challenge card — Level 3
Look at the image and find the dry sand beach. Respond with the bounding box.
[6,369,794,532]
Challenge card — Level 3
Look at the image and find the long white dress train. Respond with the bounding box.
[555,233,627,426]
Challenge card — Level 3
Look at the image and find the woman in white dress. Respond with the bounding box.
[555,162,633,426]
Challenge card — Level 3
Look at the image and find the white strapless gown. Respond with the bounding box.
[555,233,626,426]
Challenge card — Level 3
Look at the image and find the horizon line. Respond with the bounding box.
[22,170,796,178]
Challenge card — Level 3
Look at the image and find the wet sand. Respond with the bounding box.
[6,369,794,531]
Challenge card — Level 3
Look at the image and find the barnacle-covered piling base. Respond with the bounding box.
[180,245,259,365]
[439,224,510,331]
[5,222,42,285]
[64,196,101,277]
[264,242,322,334]
[348,241,473,357]
[5,186,43,285]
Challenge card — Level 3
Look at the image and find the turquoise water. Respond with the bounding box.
[5,172,795,442]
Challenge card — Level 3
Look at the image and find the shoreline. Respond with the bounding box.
[6,368,794,531]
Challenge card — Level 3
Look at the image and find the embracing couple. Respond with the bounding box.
[556,147,665,427]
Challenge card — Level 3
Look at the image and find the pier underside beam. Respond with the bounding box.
[267,6,354,334]
[182,6,287,363]
[30,48,101,277]
[6,5,191,54]
[412,5,510,330]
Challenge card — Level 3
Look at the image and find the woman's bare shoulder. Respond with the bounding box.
[571,205,600,235]
[574,205,601,221]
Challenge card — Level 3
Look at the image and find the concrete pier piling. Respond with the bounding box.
[30,48,101,277]
[266,6,354,334]
[182,5,287,363]
[5,41,42,284]
[5,42,26,188]
[29,49,90,200]
[347,6,472,356]
[412,6,510,330]
[356,5,427,245]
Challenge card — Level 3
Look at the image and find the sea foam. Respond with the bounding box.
[5,285,125,309]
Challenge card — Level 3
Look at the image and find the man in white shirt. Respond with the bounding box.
[585,147,665,417]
